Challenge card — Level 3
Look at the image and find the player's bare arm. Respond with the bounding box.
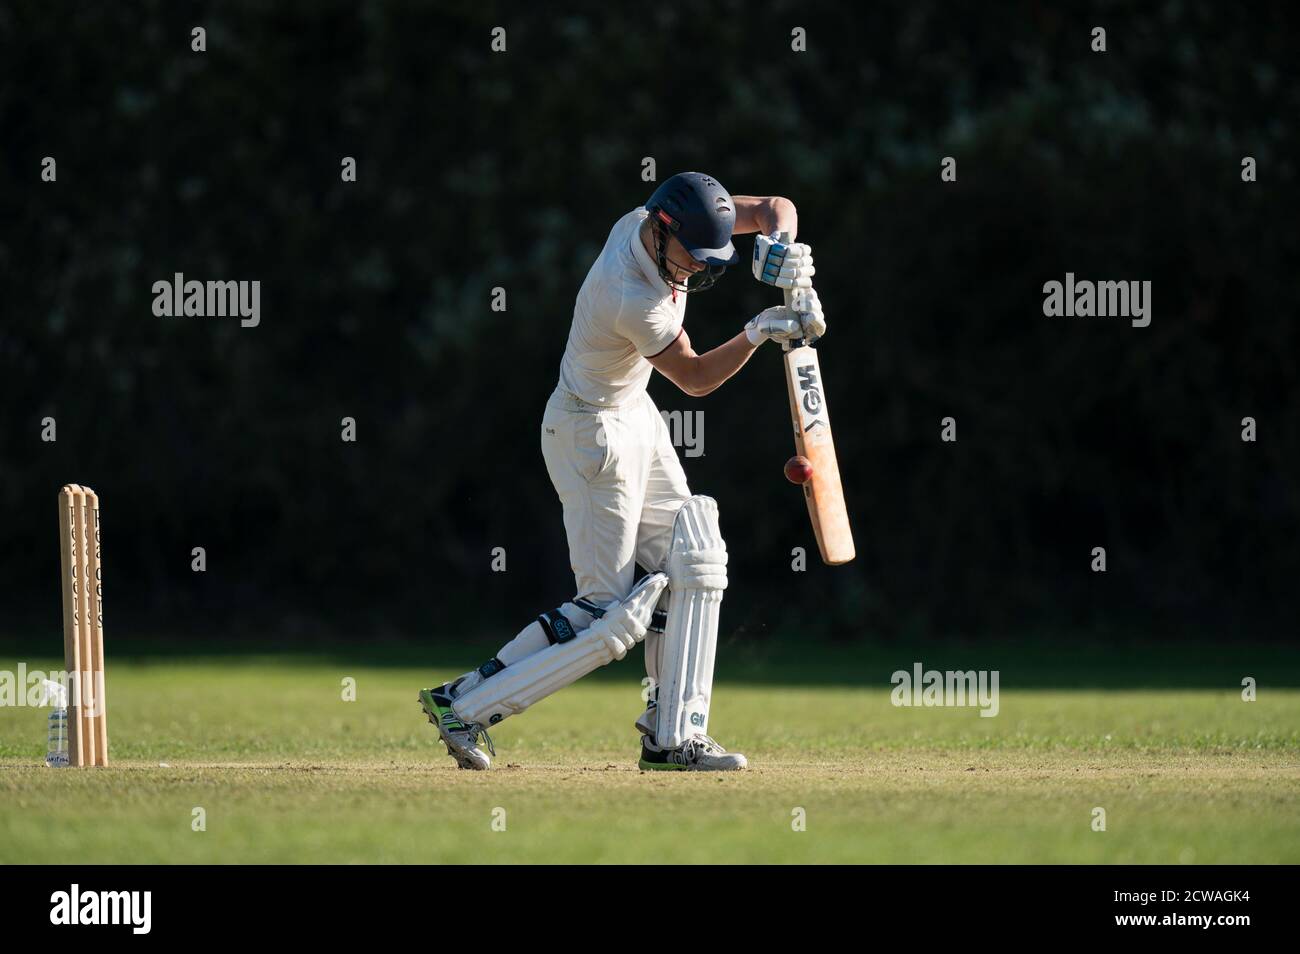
[731,194,798,238]
[646,327,758,397]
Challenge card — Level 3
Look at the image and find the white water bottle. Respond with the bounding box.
[43,679,70,768]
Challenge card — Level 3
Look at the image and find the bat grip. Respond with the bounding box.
[777,230,805,349]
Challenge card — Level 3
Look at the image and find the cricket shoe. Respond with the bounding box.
[418,685,494,770]
[638,734,748,772]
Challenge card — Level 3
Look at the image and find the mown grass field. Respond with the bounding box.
[1,641,1297,863]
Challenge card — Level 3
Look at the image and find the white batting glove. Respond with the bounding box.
[752,234,816,292]
[788,286,827,342]
[745,306,802,346]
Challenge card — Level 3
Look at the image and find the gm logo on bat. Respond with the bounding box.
[797,365,824,416]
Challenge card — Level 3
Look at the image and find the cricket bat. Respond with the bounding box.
[779,232,855,565]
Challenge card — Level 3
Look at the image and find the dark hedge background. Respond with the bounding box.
[2,1,1297,644]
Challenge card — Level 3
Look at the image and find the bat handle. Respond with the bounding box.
[777,230,805,349]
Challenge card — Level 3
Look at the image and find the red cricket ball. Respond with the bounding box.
[784,455,813,484]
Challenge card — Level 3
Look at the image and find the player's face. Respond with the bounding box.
[665,235,706,279]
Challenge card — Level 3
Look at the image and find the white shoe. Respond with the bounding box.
[639,734,747,771]
[418,686,494,770]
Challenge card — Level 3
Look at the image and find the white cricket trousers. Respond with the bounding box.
[541,386,692,605]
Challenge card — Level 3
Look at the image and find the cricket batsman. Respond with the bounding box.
[420,172,825,771]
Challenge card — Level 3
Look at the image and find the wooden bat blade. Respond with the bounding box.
[783,345,855,565]
[775,230,853,565]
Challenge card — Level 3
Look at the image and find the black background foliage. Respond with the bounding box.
[2,1,1297,643]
